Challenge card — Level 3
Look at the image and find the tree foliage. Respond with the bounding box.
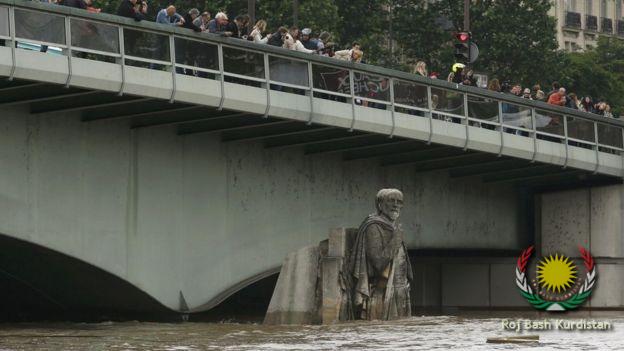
[559,37,624,116]
[89,0,622,113]
[391,0,560,84]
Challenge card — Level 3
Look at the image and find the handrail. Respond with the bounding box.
[1,0,624,130]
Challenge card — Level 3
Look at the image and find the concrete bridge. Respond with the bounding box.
[1,0,624,319]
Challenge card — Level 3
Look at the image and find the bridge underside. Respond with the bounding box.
[2,79,620,191]
[0,232,174,321]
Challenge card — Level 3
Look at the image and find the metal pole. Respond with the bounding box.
[530,108,537,163]
[169,34,177,103]
[562,115,569,169]
[464,0,470,31]
[263,53,270,118]
[293,0,299,27]
[8,6,16,81]
[118,26,126,96]
[64,16,73,88]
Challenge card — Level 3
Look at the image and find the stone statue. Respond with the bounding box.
[346,188,413,320]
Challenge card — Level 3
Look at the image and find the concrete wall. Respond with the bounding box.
[540,185,624,307]
[410,259,527,310]
[0,105,526,311]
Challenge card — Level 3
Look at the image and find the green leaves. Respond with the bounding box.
[560,37,624,117]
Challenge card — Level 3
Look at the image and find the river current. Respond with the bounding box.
[1,314,623,350]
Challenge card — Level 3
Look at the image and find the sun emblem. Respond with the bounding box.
[536,253,577,293]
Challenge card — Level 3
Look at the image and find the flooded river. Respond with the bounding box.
[1,314,623,350]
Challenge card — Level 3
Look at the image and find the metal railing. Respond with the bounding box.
[565,11,582,28]
[586,15,598,31]
[601,17,614,33]
[0,0,623,160]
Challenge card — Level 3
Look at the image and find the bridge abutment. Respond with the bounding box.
[539,185,624,308]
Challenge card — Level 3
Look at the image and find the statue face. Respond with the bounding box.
[380,193,403,221]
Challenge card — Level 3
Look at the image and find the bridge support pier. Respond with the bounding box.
[539,184,624,308]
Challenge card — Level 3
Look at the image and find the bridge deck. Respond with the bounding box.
[0,0,622,179]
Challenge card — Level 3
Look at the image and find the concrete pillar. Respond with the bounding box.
[264,245,321,325]
[540,184,624,308]
[321,227,356,324]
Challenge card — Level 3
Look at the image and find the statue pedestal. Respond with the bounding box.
[263,245,321,325]
[265,227,357,325]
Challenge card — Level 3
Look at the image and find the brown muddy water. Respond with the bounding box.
[0,314,622,350]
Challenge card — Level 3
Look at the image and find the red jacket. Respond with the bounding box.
[548,93,565,106]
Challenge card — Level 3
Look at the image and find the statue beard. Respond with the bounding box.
[385,210,400,221]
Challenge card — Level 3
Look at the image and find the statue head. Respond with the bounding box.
[375,188,404,223]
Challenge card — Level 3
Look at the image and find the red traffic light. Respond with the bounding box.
[456,32,470,42]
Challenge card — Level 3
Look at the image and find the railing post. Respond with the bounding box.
[426,86,433,145]
[621,126,624,178]
[593,122,600,174]
[8,6,16,81]
[117,26,126,96]
[497,101,504,157]
[306,61,314,125]
[168,34,177,103]
[530,108,537,163]
[463,93,469,150]
[64,16,73,87]
[562,115,569,169]
[349,69,356,131]
[388,77,395,138]
[217,44,225,111]
[263,53,270,118]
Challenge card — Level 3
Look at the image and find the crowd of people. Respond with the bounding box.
[21,0,620,119]
[112,0,364,63]
[412,61,617,119]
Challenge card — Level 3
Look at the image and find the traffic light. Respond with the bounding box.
[454,32,471,63]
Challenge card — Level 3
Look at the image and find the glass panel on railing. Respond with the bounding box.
[566,117,595,142]
[393,80,427,109]
[14,9,65,45]
[222,46,264,79]
[123,28,169,62]
[501,103,532,129]
[353,72,389,101]
[312,64,350,95]
[71,18,119,54]
[597,123,623,149]
[467,95,498,123]
[0,7,8,38]
[535,110,564,136]
[268,56,309,87]
[174,37,218,70]
[431,88,464,116]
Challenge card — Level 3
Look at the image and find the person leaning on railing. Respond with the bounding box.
[248,20,271,44]
[193,11,211,32]
[117,0,147,21]
[208,12,232,37]
[181,8,202,32]
[156,6,184,27]
[334,42,363,63]
[58,0,86,9]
